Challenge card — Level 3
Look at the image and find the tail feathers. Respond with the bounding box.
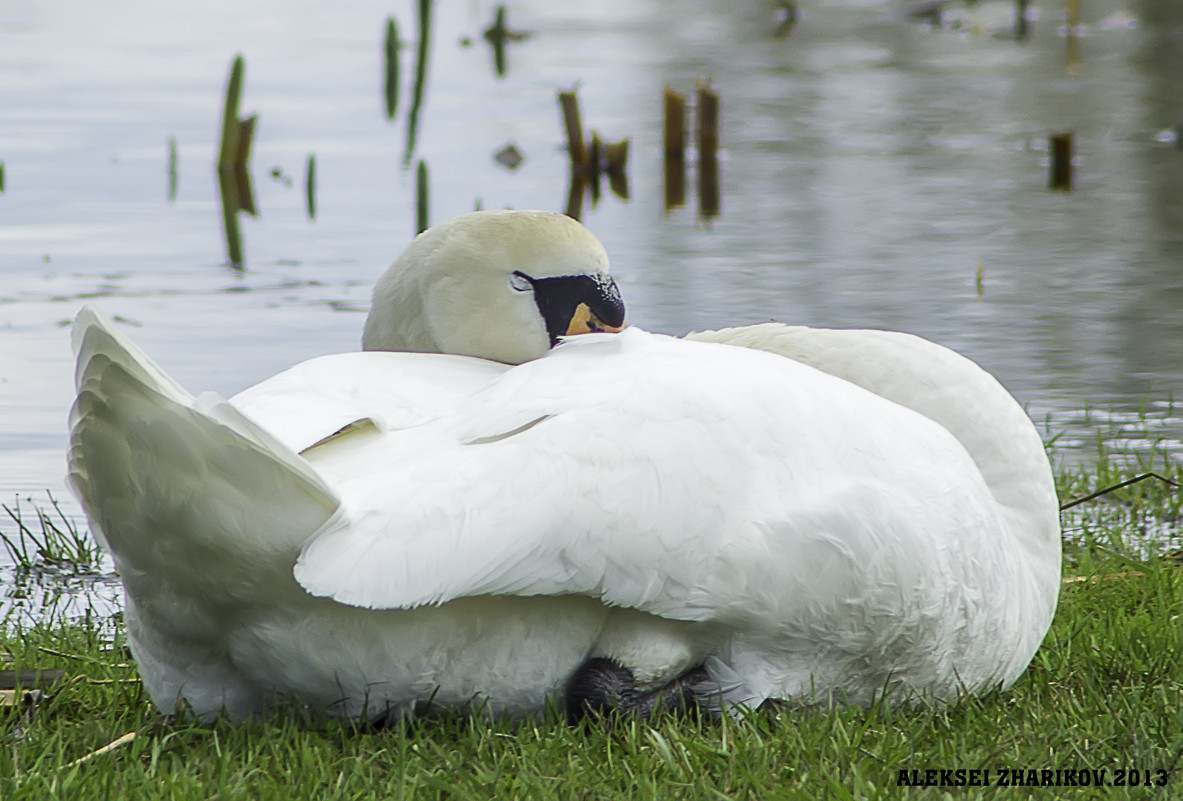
[68,305,340,602]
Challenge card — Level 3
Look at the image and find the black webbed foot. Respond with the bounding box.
[564,657,711,724]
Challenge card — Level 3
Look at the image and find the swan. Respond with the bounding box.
[68,210,1061,722]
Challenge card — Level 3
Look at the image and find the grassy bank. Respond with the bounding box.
[2,451,1182,800]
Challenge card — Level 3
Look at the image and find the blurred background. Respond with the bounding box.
[3,0,1183,537]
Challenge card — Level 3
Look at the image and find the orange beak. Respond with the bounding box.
[565,302,625,336]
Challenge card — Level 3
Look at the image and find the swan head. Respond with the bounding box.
[362,210,625,364]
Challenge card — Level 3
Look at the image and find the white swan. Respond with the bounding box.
[68,210,1061,722]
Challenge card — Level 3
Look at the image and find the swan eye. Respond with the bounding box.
[509,271,535,292]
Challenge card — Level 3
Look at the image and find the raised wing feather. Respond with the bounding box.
[68,306,341,606]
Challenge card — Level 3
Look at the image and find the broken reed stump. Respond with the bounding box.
[697,81,721,220]
[1015,0,1029,40]
[1049,131,1073,191]
[557,89,630,214]
[217,54,256,170]
[696,81,719,160]
[663,86,687,211]
[663,86,686,155]
[558,89,588,167]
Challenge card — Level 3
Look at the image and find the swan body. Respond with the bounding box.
[67,210,1061,721]
[69,323,1060,720]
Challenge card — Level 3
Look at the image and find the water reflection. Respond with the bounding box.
[663,86,687,212]
[167,137,178,202]
[1,568,122,629]
[1048,131,1074,191]
[215,53,259,269]
[563,140,630,221]
[661,84,720,220]
[217,165,256,269]
[774,0,798,39]
[696,82,721,222]
[557,89,632,220]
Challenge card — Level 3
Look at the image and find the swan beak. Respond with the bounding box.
[566,303,626,336]
[530,273,626,345]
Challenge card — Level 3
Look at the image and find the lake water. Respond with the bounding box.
[3,0,1183,584]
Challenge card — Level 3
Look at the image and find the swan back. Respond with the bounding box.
[686,323,1062,673]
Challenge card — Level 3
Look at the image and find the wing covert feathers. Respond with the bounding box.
[68,305,340,595]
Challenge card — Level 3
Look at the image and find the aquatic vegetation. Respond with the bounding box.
[216,54,255,171]
[0,495,101,576]
[404,0,433,166]
[416,159,429,234]
[305,154,317,221]
[384,16,401,121]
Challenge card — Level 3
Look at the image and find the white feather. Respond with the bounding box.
[68,211,1061,720]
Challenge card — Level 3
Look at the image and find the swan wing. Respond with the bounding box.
[230,351,508,454]
[685,323,1061,599]
[295,328,1007,629]
[68,305,341,606]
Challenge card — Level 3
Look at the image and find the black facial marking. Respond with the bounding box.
[523,273,626,346]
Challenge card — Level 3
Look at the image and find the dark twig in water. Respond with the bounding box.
[1059,472,1181,512]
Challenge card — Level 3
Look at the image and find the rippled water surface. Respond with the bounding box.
[4,0,1183,574]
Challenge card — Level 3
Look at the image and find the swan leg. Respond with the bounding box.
[564,657,710,723]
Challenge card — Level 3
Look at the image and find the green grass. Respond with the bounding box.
[1,494,103,576]
[2,449,1183,799]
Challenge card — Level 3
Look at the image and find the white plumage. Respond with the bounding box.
[68,210,1060,721]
